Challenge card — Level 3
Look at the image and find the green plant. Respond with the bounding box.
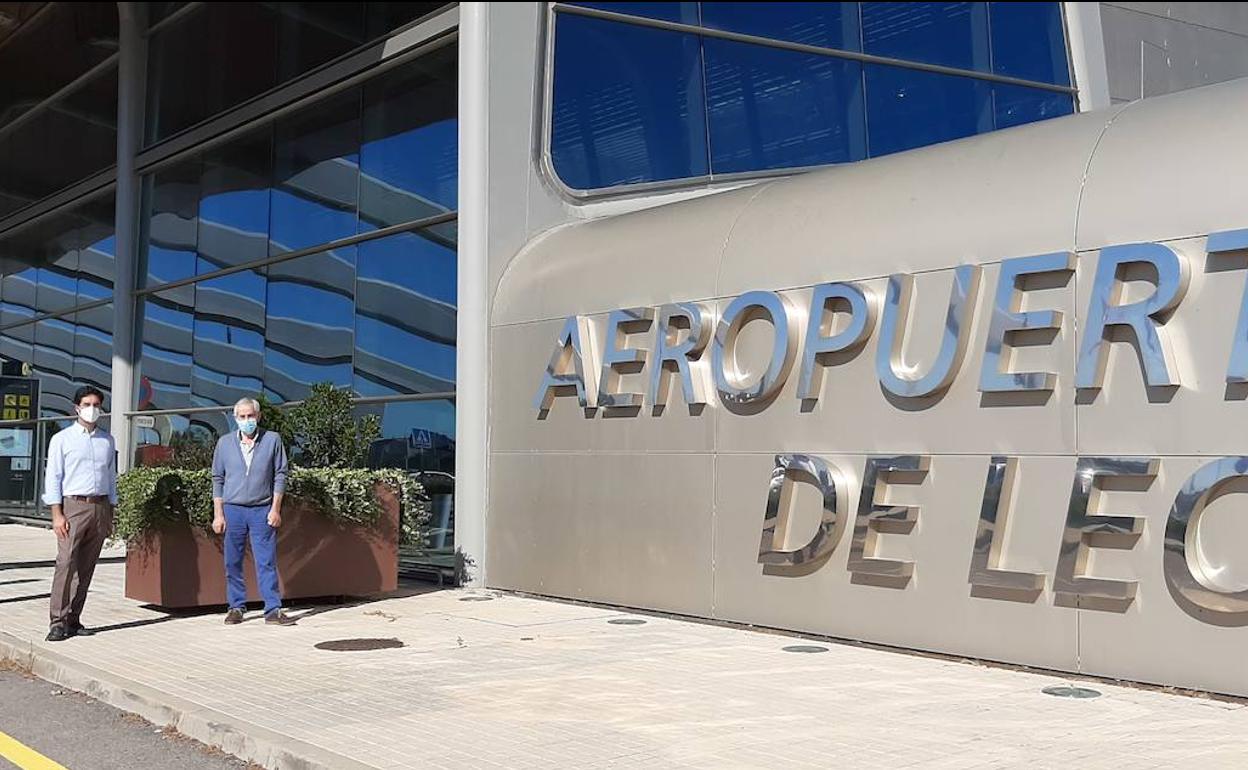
[113,466,429,545]
[116,468,214,542]
[287,383,380,469]
[157,428,215,471]
[257,393,296,452]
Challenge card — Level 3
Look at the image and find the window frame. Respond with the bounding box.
[540,1,1079,201]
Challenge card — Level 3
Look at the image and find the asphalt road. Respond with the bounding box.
[0,666,253,770]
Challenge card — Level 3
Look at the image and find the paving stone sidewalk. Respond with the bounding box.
[2,523,1247,769]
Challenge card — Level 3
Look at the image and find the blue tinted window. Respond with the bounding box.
[866,64,992,156]
[569,2,699,23]
[270,91,359,255]
[360,45,458,231]
[354,229,456,396]
[862,3,990,72]
[552,14,708,189]
[993,85,1074,130]
[264,249,355,402]
[191,265,266,408]
[990,2,1069,86]
[138,290,195,411]
[144,159,201,288]
[705,39,865,173]
[198,134,271,271]
[701,2,859,50]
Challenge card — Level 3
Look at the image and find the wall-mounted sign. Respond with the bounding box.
[531,227,1248,631]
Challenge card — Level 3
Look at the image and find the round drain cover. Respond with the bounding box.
[1042,685,1101,699]
[458,596,494,602]
[608,618,647,625]
[315,638,405,652]
[782,645,829,654]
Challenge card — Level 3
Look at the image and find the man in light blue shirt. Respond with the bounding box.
[43,385,117,642]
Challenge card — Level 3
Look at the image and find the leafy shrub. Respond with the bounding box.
[115,466,430,546]
[288,383,379,469]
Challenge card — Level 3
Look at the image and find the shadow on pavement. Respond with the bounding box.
[0,556,125,571]
[0,592,50,605]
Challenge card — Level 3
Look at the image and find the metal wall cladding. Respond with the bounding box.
[487,77,1248,696]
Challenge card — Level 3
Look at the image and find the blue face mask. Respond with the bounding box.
[237,418,258,436]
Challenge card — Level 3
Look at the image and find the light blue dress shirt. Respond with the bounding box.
[42,423,118,506]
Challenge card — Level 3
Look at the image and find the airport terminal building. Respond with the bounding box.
[3,2,1248,694]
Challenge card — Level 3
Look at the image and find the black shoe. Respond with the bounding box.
[45,626,68,642]
[224,608,244,625]
[67,623,94,637]
[264,610,296,626]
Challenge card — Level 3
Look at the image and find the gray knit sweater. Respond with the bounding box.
[211,430,289,506]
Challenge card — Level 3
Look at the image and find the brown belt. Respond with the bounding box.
[66,494,110,503]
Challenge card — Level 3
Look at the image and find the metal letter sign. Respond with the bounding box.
[534,315,597,411]
[526,226,1248,636]
[877,265,982,399]
[848,456,930,586]
[649,303,713,409]
[968,457,1045,597]
[1076,243,1189,390]
[798,282,873,402]
[1164,457,1248,626]
[597,307,654,409]
[758,454,847,569]
[1206,228,1248,383]
[979,252,1073,393]
[713,291,797,406]
[1054,457,1157,610]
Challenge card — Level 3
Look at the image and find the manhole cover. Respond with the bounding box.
[608,618,647,625]
[315,638,405,652]
[458,596,494,602]
[1042,685,1101,699]
[782,645,829,654]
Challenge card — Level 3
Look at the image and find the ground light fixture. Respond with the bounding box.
[1041,684,1102,699]
[781,645,830,653]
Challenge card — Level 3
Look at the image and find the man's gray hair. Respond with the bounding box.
[233,397,261,417]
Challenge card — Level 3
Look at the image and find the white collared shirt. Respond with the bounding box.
[239,432,255,472]
[43,422,117,505]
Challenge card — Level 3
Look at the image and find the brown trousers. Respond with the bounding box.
[49,498,113,628]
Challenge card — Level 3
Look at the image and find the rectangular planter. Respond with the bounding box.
[125,484,399,609]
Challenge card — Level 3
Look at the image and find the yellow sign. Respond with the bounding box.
[3,395,14,406]
[3,409,14,420]
[18,409,29,420]
[19,395,29,406]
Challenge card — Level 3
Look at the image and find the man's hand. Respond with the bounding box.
[52,512,69,540]
[267,509,282,528]
[212,515,225,535]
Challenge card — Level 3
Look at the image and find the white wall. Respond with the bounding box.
[1100,2,1248,103]
[486,76,1248,695]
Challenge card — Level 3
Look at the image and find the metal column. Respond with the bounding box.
[455,3,489,586]
[110,2,147,472]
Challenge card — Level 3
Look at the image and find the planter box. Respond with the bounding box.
[125,484,399,609]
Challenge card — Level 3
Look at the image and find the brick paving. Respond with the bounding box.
[1,523,1247,769]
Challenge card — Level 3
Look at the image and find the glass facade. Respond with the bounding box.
[134,36,460,571]
[0,3,119,218]
[0,3,458,574]
[551,1,1075,190]
[144,2,449,144]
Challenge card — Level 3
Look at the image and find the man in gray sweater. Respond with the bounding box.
[211,397,295,626]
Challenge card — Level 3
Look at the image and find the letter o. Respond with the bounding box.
[712,291,797,406]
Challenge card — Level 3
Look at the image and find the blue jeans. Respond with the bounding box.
[223,503,282,614]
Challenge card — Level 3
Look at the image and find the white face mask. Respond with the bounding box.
[78,405,101,425]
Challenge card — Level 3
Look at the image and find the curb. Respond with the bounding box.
[0,630,376,770]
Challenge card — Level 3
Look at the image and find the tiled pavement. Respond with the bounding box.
[2,523,1247,769]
